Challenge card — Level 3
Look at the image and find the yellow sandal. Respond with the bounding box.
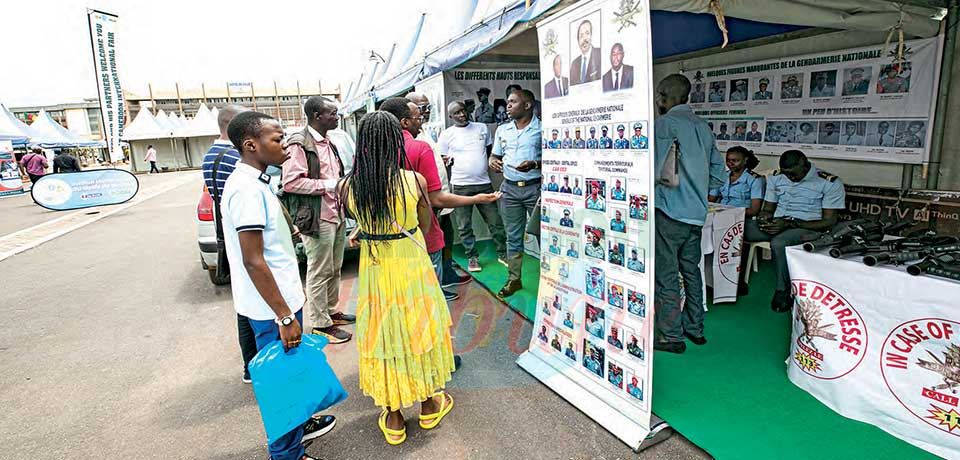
[378,408,406,445]
[419,392,454,430]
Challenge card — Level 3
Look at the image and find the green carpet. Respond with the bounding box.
[452,241,540,320]
[456,240,936,459]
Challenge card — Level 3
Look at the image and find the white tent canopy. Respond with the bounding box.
[121,109,168,141]
[29,109,101,147]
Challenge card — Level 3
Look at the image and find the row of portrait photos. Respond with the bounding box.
[543,121,649,150]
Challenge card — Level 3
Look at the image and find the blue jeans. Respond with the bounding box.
[247,310,305,460]
[654,210,704,342]
[429,250,444,287]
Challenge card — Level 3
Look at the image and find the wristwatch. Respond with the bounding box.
[275,314,295,327]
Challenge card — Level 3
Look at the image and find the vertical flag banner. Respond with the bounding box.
[87,9,126,163]
[517,0,656,449]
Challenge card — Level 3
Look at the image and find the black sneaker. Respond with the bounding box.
[654,340,687,354]
[443,289,460,302]
[442,271,473,288]
[684,332,707,346]
[330,312,356,325]
[241,369,252,384]
[453,355,462,372]
[313,326,352,344]
[301,414,336,444]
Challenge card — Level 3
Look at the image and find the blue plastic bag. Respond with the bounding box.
[249,334,348,443]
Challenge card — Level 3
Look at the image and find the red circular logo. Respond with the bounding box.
[716,221,743,284]
[881,318,960,437]
[789,280,868,379]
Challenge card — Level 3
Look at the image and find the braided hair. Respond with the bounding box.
[340,110,421,258]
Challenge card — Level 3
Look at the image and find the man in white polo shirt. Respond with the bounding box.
[221,111,334,460]
[439,101,507,272]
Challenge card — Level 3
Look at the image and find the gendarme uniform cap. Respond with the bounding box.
[633,123,642,130]
[617,124,625,130]
[759,78,770,85]
[552,129,558,134]
[590,126,596,132]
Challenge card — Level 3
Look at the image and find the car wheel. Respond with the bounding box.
[208,268,231,285]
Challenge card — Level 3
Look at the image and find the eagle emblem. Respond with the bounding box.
[795,298,837,352]
[917,343,960,394]
[613,0,643,32]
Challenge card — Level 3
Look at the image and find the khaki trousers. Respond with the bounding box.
[302,220,346,329]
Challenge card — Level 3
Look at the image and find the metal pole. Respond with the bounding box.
[926,0,958,190]
[175,82,184,117]
[274,80,281,122]
[201,82,207,104]
[252,84,258,111]
[226,83,232,103]
[297,80,304,125]
[148,83,156,115]
[901,164,915,190]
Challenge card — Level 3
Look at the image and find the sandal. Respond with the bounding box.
[378,408,406,445]
[419,392,454,430]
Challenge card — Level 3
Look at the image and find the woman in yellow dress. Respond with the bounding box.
[339,110,455,445]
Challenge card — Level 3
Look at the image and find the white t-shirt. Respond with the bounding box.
[437,122,493,186]
[221,163,305,321]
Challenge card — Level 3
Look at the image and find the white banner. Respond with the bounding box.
[443,67,541,135]
[786,247,960,458]
[415,73,446,144]
[683,38,941,164]
[704,205,744,304]
[517,0,655,449]
[87,10,125,163]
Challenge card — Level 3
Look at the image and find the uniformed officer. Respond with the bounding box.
[895,121,924,148]
[599,126,613,149]
[586,126,600,149]
[547,129,562,149]
[630,122,648,149]
[561,128,573,149]
[842,68,869,96]
[781,75,803,99]
[573,127,586,149]
[743,150,845,312]
[474,87,495,123]
[488,89,542,297]
[753,78,773,100]
[708,146,764,217]
[614,124,630,149]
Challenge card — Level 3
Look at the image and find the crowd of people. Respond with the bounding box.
[199,69,850,457]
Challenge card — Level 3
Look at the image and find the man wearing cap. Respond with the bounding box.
[611,179,626,201]
[489,89,542,297]
[602,42,634,92]
[573,127,586,149]
[840,122,864,145]
[610,210,626,232]
[732,123,747,141]
[561,128,573,149]
[474,88,495,123]
[865,121,895,146]
[544,55,570,99]
[559,176,573,194]
[690,83,706,103]
[548,129,562,149]
[781,75,803,99]
[572,177,583,195]
[810,72,836,98]
[653,74,725,354]
[560,209,574,227]
[630,123,648,149]
[585,181,605,211]
[877,65,908,94]
[729,80,748,102]
[566,241,579,258]
[548,235,562,255]
[796,122,817,144]
[627,249,644,272]
[708,82,725,102]
[746,122,763,142]
[599,126,613,149]
[753,78,773,100]
[546,175,560,192]
[614,125,630,149]
[586,127,600,149]
[843,68,870,96]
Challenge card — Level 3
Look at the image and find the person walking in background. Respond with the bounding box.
[53,150,81,173]
[200,104,260,384]
[338,110,455,446]
[145,145,160,174]
[653,74,725,354]
[21,148,48,184]
[283,96,355,344]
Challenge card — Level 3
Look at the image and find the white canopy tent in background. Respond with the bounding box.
[29,110,103,148]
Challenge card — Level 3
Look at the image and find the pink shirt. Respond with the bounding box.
[282,127,343,224]
[402,130,444,254]
[22,153,48,176]
[144,148,157,162]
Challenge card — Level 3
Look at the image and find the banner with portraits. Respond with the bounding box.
[443,67,541,135]
[516,0,655,449]
[683,38,941,164]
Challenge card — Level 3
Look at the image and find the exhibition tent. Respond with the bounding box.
[0,103,29,146]
[29,110,102,148]
[0,103,59,147]
[121,109,189,172]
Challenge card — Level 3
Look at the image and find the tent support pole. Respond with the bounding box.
[926,0,959,189]
[901,164,915,190]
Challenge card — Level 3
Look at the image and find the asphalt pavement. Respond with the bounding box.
[0,172,710,460]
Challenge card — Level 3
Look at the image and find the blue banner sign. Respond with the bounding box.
[31,169,139,211]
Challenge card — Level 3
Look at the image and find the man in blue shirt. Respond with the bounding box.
[586,127,600,149]
[630,123,648,149]
[614,125,630,149]
[200,105,261,384]
[744,150,845,312]
[489,90,542,297]
[566,241,579,258]
[573,127,586,149]
[561,128,573,149]
[547,129,562,149]
[653,74,725,354]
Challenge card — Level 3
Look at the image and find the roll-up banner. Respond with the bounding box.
[0,141,24,197]
[517,0,656,449]
[87,9,126,163]
[31,169,139,211]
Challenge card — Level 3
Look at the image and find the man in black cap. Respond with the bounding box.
[474,87,494,123]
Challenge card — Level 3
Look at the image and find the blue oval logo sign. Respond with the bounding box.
[31,169,139,211]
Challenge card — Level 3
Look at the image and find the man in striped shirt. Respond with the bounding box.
[201,105,259,384]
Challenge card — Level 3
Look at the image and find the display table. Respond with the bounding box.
[786,246,960,458]
[701,204,745,304]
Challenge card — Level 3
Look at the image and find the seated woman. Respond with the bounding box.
[708,146,764,218]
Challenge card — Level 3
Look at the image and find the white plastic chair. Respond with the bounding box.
[744,241,771,283]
